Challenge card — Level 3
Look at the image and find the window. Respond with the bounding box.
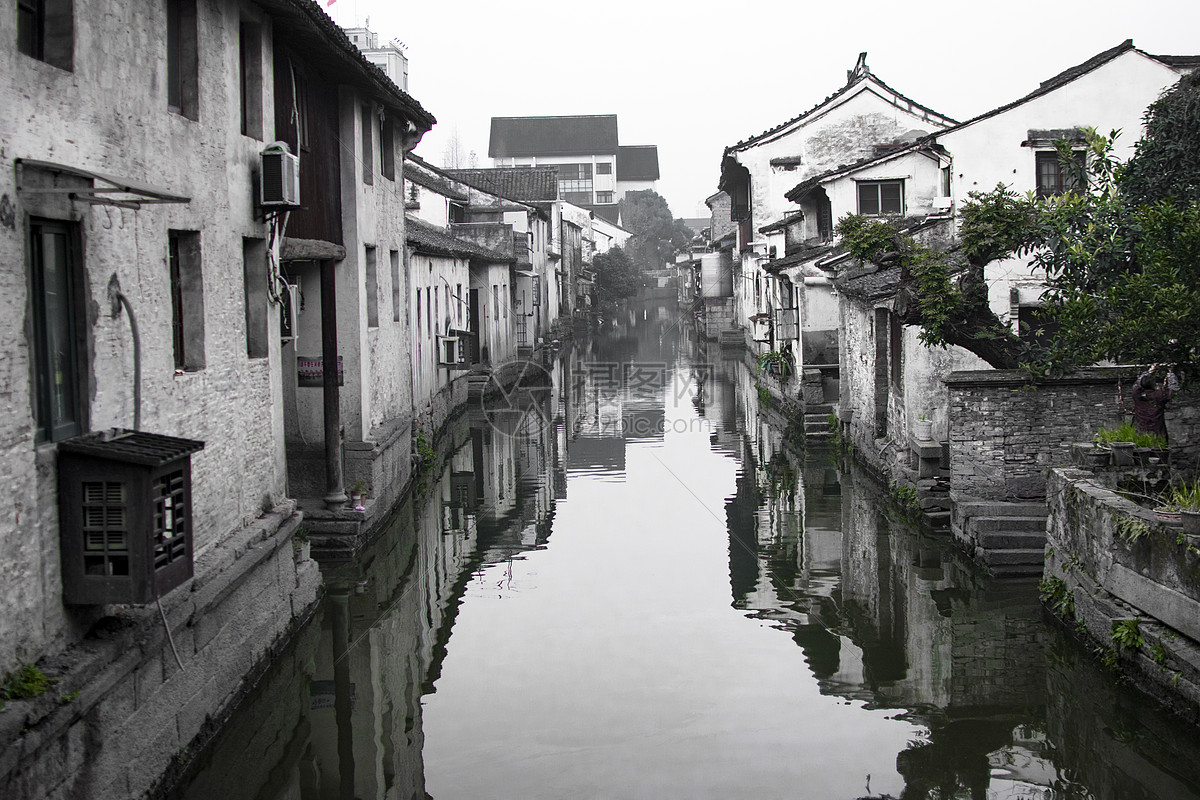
[168,231,205,370]
[595,191,613,204]
[390,250,401,323]
[17,0,72,71]
[596,162,612,175]
[365,245,378,327]
[857,180,903,216]
[493,285,499,322]
[238,22,263,139]
[448,202,466,223]
[242,238,268,358]
[28,219,84,442]
[941,166,952,198]
[379,112,395,180]
[166,0,198,119]
[557,163,593,204]
[1035,150,1085,198]
[360,105,374,185]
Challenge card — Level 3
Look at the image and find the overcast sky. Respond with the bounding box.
[327,0,1199,220]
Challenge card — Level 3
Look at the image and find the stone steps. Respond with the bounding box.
[970,515,1048,533]
[979,547,1046,566]
[976,530,1047,550]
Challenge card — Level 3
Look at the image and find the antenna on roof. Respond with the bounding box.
[848,52,869,84]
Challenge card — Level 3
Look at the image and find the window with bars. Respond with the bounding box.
[82,481,129,577]
[1035,150,1085,198]
[153,469,189,569]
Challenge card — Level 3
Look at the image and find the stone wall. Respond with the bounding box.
[1044,467,1200,720]
[0,506,322,799]
[0,0,291,673]
[946,368,1200,502]
[702,297,736,341]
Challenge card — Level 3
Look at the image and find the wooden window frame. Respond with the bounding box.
[166,0,199,120]
[28,218,86,442]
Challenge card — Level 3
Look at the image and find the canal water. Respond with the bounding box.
[167,301,1200,800]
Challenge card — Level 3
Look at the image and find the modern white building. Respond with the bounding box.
[488,114,659,224]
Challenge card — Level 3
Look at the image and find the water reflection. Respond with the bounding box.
[168,301,1200,800]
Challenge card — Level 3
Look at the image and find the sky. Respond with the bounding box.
[326,0,1200,220]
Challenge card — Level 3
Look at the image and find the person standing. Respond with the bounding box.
[1131,365,1177,441]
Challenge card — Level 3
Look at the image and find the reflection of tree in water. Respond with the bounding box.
[895,719,1015,800]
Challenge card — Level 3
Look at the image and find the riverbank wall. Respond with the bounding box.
[1044,467,1200,722]
[0,506,322,800]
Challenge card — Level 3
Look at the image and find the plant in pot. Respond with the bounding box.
[758,350,793,379]
[1095,423,1166,466]
[1164,480,1200,534]
[913,414,933,441]
[349,481,365,508]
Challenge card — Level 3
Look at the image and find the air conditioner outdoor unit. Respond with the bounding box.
[260,143,300,207]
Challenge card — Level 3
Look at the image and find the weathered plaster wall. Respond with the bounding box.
[0,0,288,671]
[947,369,1200,502]
[940,51,1186,320]
[822,150,944,221]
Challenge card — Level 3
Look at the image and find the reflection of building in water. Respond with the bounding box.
[170,386,574,800]
[721,362,1061,799]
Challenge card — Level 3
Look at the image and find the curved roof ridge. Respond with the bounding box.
[725,68,957,154]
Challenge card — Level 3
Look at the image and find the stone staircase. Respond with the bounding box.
[803,402,835,443]
[916,474,953,533]
[952,498,1049,577]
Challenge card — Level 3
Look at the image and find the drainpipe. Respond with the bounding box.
[107,274,141,431]
[321,259,347,510]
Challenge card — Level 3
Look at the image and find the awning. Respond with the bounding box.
[16,159,190,209]
[514,270,537,278]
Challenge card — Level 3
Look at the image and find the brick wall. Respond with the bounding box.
[947,368,1200,501]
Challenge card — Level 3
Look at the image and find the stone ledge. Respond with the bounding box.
[0,504,319,791]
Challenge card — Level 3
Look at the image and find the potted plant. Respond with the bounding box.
[758,350,793,379]
[349,481,364,507]
[1164,480,1200,534]
[1095,423,1165,466]
[913,414,933,441]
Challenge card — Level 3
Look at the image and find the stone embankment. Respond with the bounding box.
[0,506,321,800]
[1044,467,1200,721]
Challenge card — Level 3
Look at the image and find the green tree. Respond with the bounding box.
[837,70,1200,376]
[593,246,641,305]
[619,190,693,273]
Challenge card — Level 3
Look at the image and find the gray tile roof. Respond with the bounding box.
[617,146,660,181]
[489,115,618,158]
[446,167,560,201]
[405,216,513,262]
